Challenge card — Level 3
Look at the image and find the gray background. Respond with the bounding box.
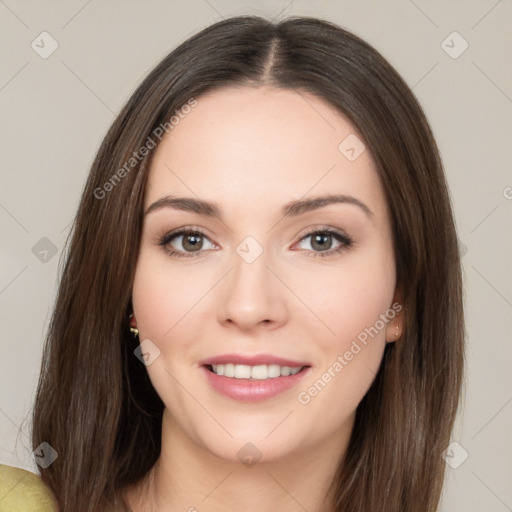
[1,1,511,510]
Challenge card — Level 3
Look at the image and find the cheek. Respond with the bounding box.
[294,250,395,347]
[131,248,202,343]
[292,251,395,426]
[131,251,209,407]
[291,247,395,400]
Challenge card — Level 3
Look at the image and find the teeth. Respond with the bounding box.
[234,364,251,378]
[251,365,268,380]
[210,363,304,379]
[224,363,235,377]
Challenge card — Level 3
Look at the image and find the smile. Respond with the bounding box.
[199,354,312,402]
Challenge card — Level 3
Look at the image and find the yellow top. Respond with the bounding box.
[0,464,57,512]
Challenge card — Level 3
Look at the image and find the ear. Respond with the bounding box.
[385,287,403,343]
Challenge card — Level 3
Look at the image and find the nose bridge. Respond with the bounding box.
[218,243,287,329]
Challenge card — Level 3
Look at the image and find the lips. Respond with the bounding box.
[198,353,309,368]
[198,353,312,402]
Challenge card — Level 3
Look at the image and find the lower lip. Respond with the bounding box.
[200,366,312,402]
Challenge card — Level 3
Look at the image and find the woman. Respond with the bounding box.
[1,14,464,512]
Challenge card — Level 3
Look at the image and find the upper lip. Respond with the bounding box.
[198,353,310,368]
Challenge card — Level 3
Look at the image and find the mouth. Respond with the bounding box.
[198,354,312,402]
[204,363,308,380]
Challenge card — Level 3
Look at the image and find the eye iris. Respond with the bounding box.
[183,234,203,252]
[311,233,332,251]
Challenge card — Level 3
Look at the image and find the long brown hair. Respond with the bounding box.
[32,15,464,512]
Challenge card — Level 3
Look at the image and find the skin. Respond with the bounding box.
[127,86,402,512]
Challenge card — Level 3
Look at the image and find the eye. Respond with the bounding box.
[294,229,353,257]
[158,229,217,258]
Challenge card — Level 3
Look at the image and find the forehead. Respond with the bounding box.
[145,86,386,219]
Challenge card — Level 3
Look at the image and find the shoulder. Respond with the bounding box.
[0,464,58,512]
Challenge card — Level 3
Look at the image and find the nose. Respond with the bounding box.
[217,249,289,333]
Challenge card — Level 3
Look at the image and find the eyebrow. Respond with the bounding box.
[144,194,373,219]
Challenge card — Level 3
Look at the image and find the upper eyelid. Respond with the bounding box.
[165,227,216,245]
[297,226,348,238]
[293,226,352,245]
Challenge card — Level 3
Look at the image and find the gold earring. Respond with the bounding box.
[129,313,139,337]
[395,323,400,340]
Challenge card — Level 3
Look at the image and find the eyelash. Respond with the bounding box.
[298,227,354,258]
[157,227,212,259]
[157,226,354,259]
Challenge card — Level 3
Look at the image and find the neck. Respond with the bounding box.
[126,408,353,512]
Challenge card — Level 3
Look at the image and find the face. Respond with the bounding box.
[132,86,401,464]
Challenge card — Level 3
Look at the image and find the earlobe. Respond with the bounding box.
[385,319,401,343]
[394,321,401,341]
[385,287,403,343]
